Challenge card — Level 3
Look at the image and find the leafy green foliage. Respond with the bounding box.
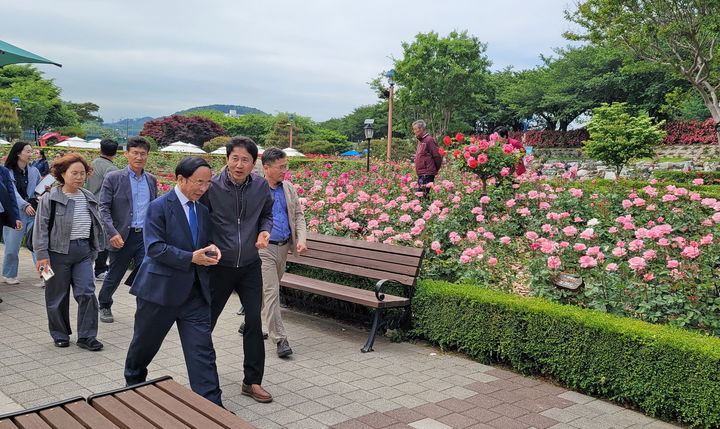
[66,101,102,123]
[413,280,720,427]
[203,136,231,152]
[53,125,86,139]
[583,103,665,175]
[565,0,720,138]
[0,102,22,140]
[394,30,491,137]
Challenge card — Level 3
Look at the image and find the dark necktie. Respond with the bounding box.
[188,201,198,247]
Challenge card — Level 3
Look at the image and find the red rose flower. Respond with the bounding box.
[467,159,478,168]
[455,132,464,143]
[438,148,447,156]
[442,136,452,145]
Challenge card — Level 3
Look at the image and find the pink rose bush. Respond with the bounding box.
[289,159,720,335]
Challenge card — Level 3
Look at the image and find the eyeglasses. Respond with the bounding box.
[188,179,212,188]
[128,151,149,158]
[271,163,289,171]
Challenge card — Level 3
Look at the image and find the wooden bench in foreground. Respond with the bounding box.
[0,376,255,429]
[283,232,425,352]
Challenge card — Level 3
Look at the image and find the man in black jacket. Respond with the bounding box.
[200,136,274,403]
[0,165,22,303]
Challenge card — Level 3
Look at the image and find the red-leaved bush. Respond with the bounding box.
[472,120,718,148]
[662,119,718,145]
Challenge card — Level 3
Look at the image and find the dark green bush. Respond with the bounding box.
[413,280,720,428]
[653,170,720,185]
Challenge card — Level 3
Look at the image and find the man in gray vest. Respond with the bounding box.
[98,136,157,323]
[86,139,119,280]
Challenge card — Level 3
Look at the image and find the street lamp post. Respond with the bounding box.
[288,113,295,148]
[364,120,374,173]
[384,70,395,162]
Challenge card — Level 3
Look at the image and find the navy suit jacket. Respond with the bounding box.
[0,166,20,228]
[130,189,211,307]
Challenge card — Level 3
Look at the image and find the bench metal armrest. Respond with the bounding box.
[375,278,402,301]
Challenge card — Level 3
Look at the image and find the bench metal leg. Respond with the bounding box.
[361,308,383,353]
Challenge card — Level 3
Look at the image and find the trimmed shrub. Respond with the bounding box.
[662,119,718,145]
[653,170,720,185]
[413,280,720,427]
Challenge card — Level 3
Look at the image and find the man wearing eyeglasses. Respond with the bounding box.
[200,136,275,403]
[98,136,158,324]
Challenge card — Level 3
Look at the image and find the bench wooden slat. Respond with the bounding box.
[91,396,155,429]
[64,401,120,429]
[37,407,85,429]
[156,379,256,429]
[136,385,224,429]
[286,255,416,286]
[11,414,51,429]
[293,248,420,276]
[0,420,19,429]
[114,390,191,429]
[306,233,424,257]
[305,240,423,267]
[282,273,410,308]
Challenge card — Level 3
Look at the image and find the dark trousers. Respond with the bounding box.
[210,260,264,385]
[45,239,98,341]
[98,230,145,309]
[124,283,223,406]
[417,174,435,197]
[94,249,109,277]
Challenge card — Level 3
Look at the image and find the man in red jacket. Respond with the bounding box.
[412,120,442,196]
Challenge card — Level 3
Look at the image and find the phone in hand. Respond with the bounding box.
[40,266,55,281]
[205,251,218,257]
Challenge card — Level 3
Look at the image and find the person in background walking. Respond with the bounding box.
[98,137,157,323]
[412,120,442,197]
[33,153,106,350]
[0,165,23,304]
[3,142,42,285]
[85,139,119,281]
[201,136,275,403]
[492,126,526,176]
[32,149,50,177]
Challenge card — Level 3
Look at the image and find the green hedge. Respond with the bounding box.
[413,280,720,428]
[653,170,720,184]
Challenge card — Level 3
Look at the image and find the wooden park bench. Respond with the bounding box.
[283,233,425,352]
[0,376,255,429]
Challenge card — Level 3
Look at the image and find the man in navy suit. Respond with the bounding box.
[123,156,224,406]
[0,165,22,304]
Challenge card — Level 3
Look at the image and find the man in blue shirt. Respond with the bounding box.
[98,137,158,323]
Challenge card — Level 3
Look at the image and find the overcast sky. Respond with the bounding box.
[4,0,580,123]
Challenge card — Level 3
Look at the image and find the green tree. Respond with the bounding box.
[81,121,123,139]
[66,102,103,123]
[393,30,492,137]
[203,136,231,152]
[583,103,665,176]
[265,113,315,148]
[320,103,390,142]
[566,0,720,140]
[187,111,274,144]
[0,65,78,139]
[53,125,87,139]
[0,102,22,140]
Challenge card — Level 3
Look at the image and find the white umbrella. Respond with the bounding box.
[282,147,305,157]
[160,142,206,153]
[0,138,11,145]
[211,147,226,155]
[88,138,102,144]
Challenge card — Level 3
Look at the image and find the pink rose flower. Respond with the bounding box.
[574,243,587,252]
[488,257,498,266]
[605,263,619,272]
[666,260,679,269]
[628,257,646,271]
[547,256,561,269]
[578,256,597,268]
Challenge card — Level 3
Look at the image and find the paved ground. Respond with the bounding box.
[0,247,679,428]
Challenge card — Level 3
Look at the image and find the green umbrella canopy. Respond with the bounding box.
[0,40,61,67]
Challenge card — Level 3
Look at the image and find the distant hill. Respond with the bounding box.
[174,104,268,116]
[101,104,267,136]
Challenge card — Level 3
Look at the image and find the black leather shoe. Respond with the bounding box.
[238,322,268,340]
[53,339,69,348]
[77,337,104,351]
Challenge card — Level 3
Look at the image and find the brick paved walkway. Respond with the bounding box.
[0,247,679,428]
